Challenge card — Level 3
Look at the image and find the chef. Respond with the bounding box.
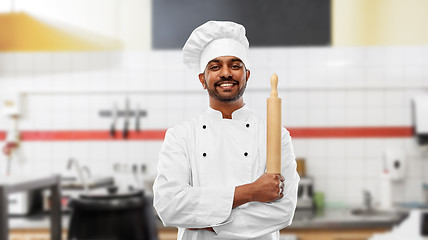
[153,21,300,240]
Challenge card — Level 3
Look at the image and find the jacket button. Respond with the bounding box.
[203,153,207,157]
[244,152,248,157]
[246,123,250,128]
[202,125,206,129]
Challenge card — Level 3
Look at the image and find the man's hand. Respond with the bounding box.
[187,227,214,232]
[233,173,284,208]
[251,173,284,202]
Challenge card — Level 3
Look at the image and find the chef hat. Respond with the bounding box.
[182,21,250,73]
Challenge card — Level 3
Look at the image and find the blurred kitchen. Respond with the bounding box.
[1,0,428,239]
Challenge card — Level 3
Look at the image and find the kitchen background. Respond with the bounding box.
[1,0,428,217]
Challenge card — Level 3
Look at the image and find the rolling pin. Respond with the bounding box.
[267,73,281,174]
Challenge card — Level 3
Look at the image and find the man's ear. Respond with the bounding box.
[198,73,206,89]
[246,69,250,82]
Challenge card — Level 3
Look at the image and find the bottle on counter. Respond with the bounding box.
[379,169,392,210]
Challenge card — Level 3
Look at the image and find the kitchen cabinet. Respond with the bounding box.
[158,228,179,240]
[280,228,389,240]
[1,175,62,240]
[11,229,174,240]
[156,228,389,240]
[10,229,67,240]
[9,227,388,240]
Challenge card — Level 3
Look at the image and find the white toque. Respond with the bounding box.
[182,21,250,73]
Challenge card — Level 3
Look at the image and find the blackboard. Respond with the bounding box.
[152,0,331,49]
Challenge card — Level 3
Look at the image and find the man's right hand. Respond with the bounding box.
[233,173,284,208]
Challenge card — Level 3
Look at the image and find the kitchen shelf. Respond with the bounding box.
[0,175,62,240]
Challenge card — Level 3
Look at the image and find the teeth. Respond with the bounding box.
[220,83,233,87]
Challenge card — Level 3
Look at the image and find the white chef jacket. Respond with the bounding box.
[153,105,299,240]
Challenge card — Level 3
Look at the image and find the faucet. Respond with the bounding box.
[67,158,89,193]
[81,166,92,179]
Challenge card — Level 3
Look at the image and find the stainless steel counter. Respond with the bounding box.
[289,208,409,229]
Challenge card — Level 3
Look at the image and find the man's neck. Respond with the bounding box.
[209,99,244,119]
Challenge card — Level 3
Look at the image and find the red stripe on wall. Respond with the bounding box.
[0,127,413,141]
[289,127,413,138]
[0,130,167,141]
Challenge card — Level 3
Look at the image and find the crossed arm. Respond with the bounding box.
[153,127,299,238]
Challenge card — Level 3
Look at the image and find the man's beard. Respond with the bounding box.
[205,77,247,103]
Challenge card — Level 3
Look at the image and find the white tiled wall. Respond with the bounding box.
[1,46,428,207]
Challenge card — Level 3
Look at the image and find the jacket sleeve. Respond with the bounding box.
[153,127,235,229]
[212,128,300,239]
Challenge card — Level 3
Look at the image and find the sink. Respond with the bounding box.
[61,176,115,190]
[351,208,408,219]
[352,208,390,216]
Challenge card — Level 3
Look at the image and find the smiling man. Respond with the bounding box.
[200,56,249,119]
[153,21,300,240]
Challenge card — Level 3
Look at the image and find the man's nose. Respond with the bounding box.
[219,66,232,78]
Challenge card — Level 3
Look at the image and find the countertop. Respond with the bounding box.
[9,207,409,231]
[288,208,408,229]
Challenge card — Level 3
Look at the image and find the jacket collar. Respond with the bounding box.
[206,104,249,121]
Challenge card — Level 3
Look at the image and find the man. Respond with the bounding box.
[153,21,299,240]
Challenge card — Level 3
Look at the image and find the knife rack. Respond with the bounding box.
[98,110,147,118]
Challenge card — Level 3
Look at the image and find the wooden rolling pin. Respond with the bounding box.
[267,73,281,174]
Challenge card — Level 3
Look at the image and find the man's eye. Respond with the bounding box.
[231,65,241,69]
[210,65,219,70]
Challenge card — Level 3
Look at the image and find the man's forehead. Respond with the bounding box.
[208,56,243,64]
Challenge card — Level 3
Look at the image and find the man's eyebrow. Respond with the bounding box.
[207,58,243,66]
[207,59,220,64]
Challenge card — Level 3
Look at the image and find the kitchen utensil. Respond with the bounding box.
[3,121,20,175]
[423,183,428,204]
[296,177,314,209]
[68,190,158,240]
[135,103,141,132]
[314,192,324,210]
[267,73,281,174]
[379,169,392,210]
[123,98,130,139]
[110,103,118,138]
[296,158,306,177]
[7,156,11,175]
[132,164,143,189]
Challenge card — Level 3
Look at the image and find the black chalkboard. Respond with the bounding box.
[152,0,331,49]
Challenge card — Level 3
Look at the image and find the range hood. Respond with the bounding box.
[0,12,120,51]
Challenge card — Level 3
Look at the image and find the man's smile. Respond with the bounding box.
[215,80,238,90]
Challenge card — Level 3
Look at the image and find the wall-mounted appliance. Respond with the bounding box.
[412,96,428,146]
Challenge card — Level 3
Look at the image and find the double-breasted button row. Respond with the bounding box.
[201,122,250,158]
[202,124,249,129]
[202,152,249,157]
